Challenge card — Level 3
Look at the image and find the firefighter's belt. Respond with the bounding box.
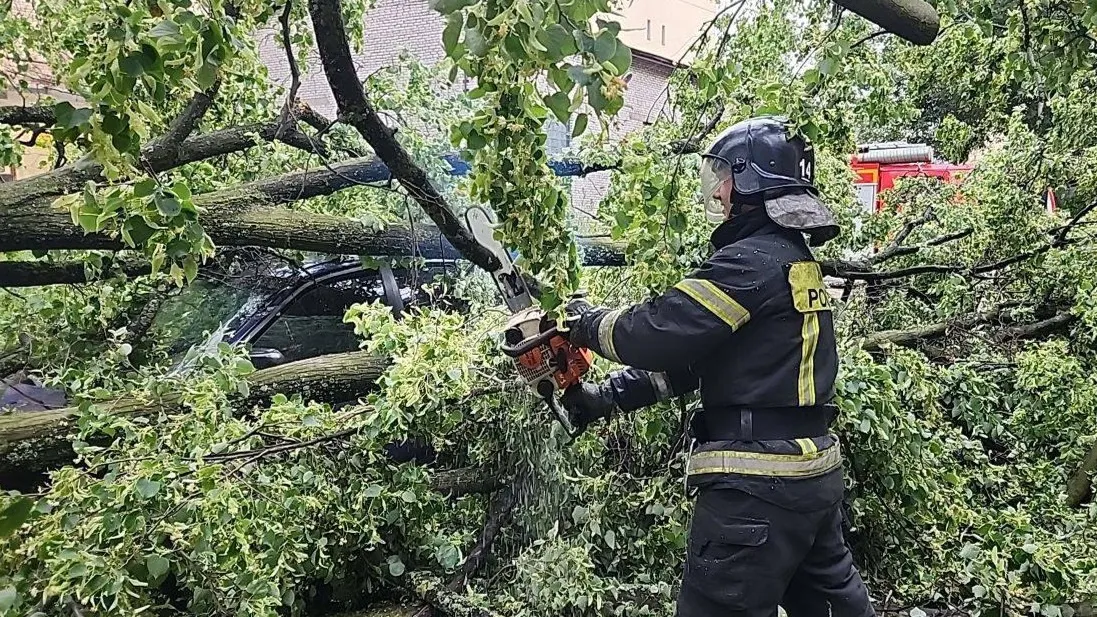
[687,442,842,479]
[697,405,835,441]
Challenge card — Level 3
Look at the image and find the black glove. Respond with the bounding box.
[561,381,617,430]
[560,293,595,343]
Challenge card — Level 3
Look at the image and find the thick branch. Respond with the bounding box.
[1066,439,1097,507]
[996,312,1076,341]
[0,105,56,126]
[829,0,940,45]
[0,258,151,287]
[861,307,1003,351]
[0,351,391,486]
[0,121,325,210]
[149,83,221,152]
[306,0,500,274]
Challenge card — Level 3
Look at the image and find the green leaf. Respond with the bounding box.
[171,181,192,201]
[196,62,218,89]
[428,0,476,14]
[587,82,608,113]
[464,25,488,56]
[604,529,617,549]
[183,256,198,283]
[593,31,617,62]
[123,216,156,248]
[545,92,571,124]
[156,194,182,217]
[572,113,589,138]
[0,498,34,537]
[388,557,406,577]
[135,478,161,499]
[568,64,594,86]
[146,555,170,580]
[364,484,384,498]
[607,42,632,75]
[442,13,463,55]
[400,490,417,503]
[119,53,145,77]
[55,102,92,129]
[0,587,17,611]
[149,19,182,38]
[133,179,157,198]
[550,66,572,93]
[538,24,578,60]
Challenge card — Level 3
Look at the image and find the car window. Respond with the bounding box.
[149,279,262,357]
[249,271,389,364]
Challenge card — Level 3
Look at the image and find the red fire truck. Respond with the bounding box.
[850,142,1058,214]
[850,142,971,213]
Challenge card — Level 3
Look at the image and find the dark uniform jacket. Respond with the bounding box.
[572,208,845,511]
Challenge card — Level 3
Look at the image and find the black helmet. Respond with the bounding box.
[700,115,840,246]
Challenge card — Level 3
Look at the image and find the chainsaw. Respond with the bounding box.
[464,205,593,437]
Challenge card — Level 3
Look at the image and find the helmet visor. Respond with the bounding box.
[700,156,732,223]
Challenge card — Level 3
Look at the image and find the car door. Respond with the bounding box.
[242,264,452,368]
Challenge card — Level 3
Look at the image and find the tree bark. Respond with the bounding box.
[831,0,940,45]
[0,351,391,487]
[1066,439,1097,507]
[0,121,325,211]
[0,105,56,126]
[0,258,151,287]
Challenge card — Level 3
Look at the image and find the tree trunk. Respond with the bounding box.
[0,351,391,488]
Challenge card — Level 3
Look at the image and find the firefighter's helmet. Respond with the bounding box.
[699,115,840,246]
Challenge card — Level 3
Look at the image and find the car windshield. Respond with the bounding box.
[148,278,265,360]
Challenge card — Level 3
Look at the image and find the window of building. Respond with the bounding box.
[646,20,651,40]
[661,25,666,46]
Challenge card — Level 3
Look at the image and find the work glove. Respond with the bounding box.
[560,293,595,344]
[561,381,617,431]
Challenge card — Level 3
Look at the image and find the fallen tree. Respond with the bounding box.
[0,350,390,486]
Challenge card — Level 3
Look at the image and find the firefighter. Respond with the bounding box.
[560,116,875,617]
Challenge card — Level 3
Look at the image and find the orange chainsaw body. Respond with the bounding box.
[502,307,592,400]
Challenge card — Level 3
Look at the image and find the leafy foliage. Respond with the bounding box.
[5,0,1097,615]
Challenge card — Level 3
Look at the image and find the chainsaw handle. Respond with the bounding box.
[499,325,560,357]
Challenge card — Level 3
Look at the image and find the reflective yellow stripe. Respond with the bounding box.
[687,444,841,478]
[673,279,751,331]
[597,309,623,363]
[795,438,818,455]
[798,312,819,406]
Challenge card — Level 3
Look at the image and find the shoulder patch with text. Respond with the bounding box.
[788,261,832,313]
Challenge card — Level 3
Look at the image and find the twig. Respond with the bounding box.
[850,28,889,49]
[277,0,302,134]
[204,426,358,463]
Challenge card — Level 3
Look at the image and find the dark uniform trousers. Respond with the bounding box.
[677,485,873,617]
[569,211,876,617]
